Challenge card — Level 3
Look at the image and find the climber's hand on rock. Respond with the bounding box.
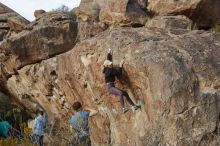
[108,48,112,54]
[120,59,125,67]
[84,107,98,117]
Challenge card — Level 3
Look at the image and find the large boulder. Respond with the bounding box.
[34,9,46,18]
[74,0,104,22]
[147,0,220,29]
[1,1,220,146]
[5,26,220,145]
[99,0,149,26]
[75,0,149,26]
[145,15,192,30]
[0,11,77,84]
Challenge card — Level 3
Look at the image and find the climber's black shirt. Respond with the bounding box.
[103,67,122,83]
[103,53,122,83]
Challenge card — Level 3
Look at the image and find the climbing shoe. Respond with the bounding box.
[131,105,141,112]
[122,108,128,113]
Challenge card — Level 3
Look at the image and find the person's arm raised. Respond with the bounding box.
[120,59,125,68]
[107,48,113,61]
[84,107,98,117]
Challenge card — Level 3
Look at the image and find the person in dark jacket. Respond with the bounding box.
[103,48,139,113]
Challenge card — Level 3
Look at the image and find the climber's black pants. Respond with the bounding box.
[107,83,135,108]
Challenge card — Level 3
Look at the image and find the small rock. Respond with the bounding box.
[34,9,46,18]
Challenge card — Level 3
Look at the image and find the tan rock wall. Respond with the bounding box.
[5,27,220,145]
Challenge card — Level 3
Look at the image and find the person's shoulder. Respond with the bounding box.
[80,111,90,117]
[71,114,78,120]
[2,121,9,124]
[35,116,43,121]
[2,121,10,126]
[71,114,75,119]
[40,116,46,122]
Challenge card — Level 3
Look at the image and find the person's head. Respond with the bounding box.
[37,110,44,116]
[104,60,113,68]
[72,101,82,111]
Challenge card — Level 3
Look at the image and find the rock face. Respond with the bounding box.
[0,11,77,85]
[145,15,192,30]
[74,0,104,22]
[1,1,220,146]
[77,20,105,41]
[75,0,149,26]
[5,27,220,145]
[99,0,149,26]
[0,92,11,113]
[0,2,29,40]
[147,0,220,29]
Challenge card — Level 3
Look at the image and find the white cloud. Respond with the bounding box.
[0,0,80,21]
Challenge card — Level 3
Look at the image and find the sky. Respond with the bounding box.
[0,0,81,21]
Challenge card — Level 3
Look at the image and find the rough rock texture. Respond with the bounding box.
[75,0,149,26]
[77,20,106,41]
[0,2,29,40]
[74,0,150,41]
[148,0,220,29]
[99,0,149,26]
[0,92,11,112]
[0,11,77,85]
[1,1,220,146]
[74,0,104,22]
[145,15,192,30]
[4,26,220,145]
[34,9,46,18]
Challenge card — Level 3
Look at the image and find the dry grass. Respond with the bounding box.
[0,118,74,146]
[210,24,220,32]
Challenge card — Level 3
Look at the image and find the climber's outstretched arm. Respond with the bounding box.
[120,59,124,68]
[107,48,112,61]
[84,107,98,117]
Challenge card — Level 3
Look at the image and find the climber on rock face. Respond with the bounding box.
[103,48,140,113]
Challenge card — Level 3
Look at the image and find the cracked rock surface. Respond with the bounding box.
[0,1,220,146]
[4,27,220,145]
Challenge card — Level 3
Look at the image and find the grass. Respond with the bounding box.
[0,120,74,146]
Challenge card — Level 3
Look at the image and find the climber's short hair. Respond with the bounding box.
[72,101,82,111]
[37,110,44,115]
